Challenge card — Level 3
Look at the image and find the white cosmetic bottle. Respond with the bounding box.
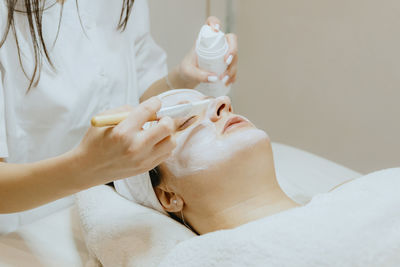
[196,25,231,97]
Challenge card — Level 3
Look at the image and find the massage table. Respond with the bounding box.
[0,143,362,266]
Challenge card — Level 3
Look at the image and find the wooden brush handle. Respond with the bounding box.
[91,112,158,127]
[91,112,131,127]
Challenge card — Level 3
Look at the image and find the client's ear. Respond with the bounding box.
[154,186,184,213]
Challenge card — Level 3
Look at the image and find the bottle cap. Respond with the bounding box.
[196,25,228,58]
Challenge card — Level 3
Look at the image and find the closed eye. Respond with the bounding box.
[178,116,196,131]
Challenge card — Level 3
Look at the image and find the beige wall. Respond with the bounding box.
[149,0,399,174]
[148,0,207,68]
[233,0,400,173]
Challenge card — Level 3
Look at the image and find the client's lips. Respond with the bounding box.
[222,116,249,134]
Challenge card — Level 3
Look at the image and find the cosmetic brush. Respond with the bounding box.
[91,99,211,127]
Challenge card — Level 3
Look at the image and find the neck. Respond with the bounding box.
[192,180,299,235]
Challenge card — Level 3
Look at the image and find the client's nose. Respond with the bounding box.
[209,96,232,122]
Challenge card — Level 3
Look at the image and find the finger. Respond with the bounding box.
[149,153,173,171]
[220,74,230,86]
[138,139,175,173]
[220,55,238,84]
[220,72,236,86]
[206,16,222,32]
[135,153,170,174]
[224,33,238,65]
[153,135,176,156]
[226,52,238,74]
[227,74,237,85]
[117,97,161,131]
[139,116,176,147]
[184,64,218,84]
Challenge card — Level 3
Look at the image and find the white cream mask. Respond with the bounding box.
[158,89,269,178]
[165,117,269,178]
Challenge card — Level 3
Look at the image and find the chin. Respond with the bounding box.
[221,127,271,162]
[233,126,270,142]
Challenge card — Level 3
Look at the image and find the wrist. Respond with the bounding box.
[23,147,102,208]
[66,146,100,190]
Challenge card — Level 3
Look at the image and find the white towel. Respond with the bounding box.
[113,172,167,214]
[159,168,400,267]
[75,185,195,267]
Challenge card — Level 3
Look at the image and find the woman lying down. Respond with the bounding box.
[114,89,400,238]
[114,89,299,235]
[79,88,400,266]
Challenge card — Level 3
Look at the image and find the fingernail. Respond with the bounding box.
[208,76,218,82]
[226,55,233,65]
[215,24,220,31]
[222,75,229,84]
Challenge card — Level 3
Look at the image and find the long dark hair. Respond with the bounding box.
[0,0,135,91]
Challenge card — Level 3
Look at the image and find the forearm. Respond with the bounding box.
[0,149,94,213]
[140,66,196,102]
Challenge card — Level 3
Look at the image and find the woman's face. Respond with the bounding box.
[160,90,269,176]
[156,90,275,222]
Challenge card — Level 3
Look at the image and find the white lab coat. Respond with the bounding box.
[0,0,167,233]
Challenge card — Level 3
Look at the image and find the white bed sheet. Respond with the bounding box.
[272,142,362,204]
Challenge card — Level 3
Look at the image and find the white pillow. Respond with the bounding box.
[75,185,195,267]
